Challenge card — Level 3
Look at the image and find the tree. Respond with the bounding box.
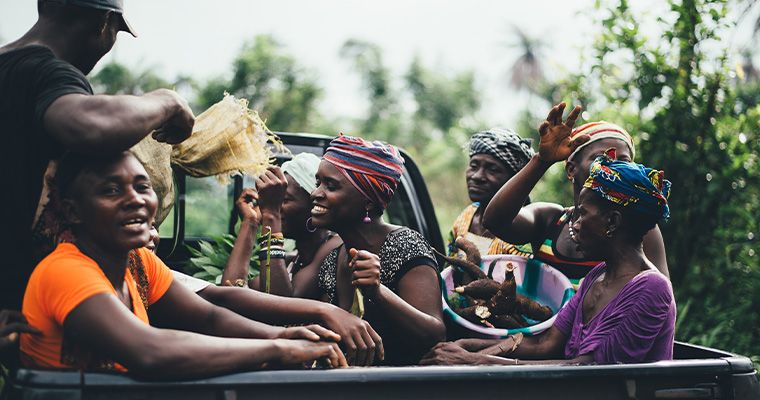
[542,0,759,361]
[91,62,172,95]
[507,25,546,94]
[195,35,326,133]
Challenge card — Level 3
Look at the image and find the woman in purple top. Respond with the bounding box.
[421,106,675,366]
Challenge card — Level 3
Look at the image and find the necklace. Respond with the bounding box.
[567,208,578,242]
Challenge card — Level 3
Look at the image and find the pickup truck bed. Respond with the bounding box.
[8,133,758,400]
[8,342,759,399]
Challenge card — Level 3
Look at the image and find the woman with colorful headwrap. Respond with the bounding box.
[482,103,669,286]
[311,135,446,366]
[449,128,534,259]
[221,153,342,299]
[421,152,675,366]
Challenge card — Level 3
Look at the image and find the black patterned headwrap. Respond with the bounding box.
[468,128,534,175]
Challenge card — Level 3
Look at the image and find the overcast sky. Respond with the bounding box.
[1,0,718,130]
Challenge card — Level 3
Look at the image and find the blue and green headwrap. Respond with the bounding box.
[583,149,671,221]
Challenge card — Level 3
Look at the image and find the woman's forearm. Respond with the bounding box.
[257,212,293,295]
[372,285,445,348]
[201,286,328,326]
[482,154,553,242]
[222,220,258,285]
[131,330,283,379]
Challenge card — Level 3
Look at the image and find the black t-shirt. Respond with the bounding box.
[0,45,92,309]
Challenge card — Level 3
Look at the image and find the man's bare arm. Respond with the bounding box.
[43,88,194,153]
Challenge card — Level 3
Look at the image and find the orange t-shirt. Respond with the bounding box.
[20,243,173,371]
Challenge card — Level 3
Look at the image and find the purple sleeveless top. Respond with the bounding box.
[553,263,676,364]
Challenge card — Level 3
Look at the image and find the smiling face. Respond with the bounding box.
[281,173,314,237]
[466,153,514,205]
[310,161,368,231]
[64,153,158,254]
[571,188,613,258]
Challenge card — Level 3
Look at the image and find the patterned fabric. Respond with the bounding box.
[469,128,534,176]
[322,135,405,209]
[281,152,321,194]
[448,203,532,257]
[569,121,636,161]
[318,228,436,304]
[533,209,601,285]
[584,152,671,220]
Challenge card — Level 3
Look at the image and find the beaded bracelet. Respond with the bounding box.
[258,249,286,259]
[258,237,285,246]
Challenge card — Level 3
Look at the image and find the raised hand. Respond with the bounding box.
[255,167,288,215]
[0,309,41,350]
[349,248,382,300]
[273,339,348,369]
[320,305,384,366]
[537,102,588,163]
[235,188,261,226]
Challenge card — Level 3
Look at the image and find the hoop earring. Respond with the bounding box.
[362,207,372,224]
[306,217,317,233]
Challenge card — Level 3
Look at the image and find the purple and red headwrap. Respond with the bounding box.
[323,135,405,209]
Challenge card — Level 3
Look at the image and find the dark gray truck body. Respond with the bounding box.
[8,133,759,400]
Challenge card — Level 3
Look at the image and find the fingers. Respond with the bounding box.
[538,121,550,136]
[292,327,321,341]
[327,343,348,368]
[366,323,384,362]
[353,331,369,367]
[238,188,259,204]
[358,328,376,366]
[306,324,341,342]
[343,334,358,366]
[271,166,287,181]
[564,105,582,128]
[545,102,564,126]
[569,134,591,152]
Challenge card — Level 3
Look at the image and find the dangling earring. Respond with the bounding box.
[605,229,613,238]
[362,207,372,224]
[306,217,317,233]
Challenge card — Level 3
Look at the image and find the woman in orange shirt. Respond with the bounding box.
[21,151,346,379]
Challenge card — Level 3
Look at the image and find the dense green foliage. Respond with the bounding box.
[532,0,759,362]
[91,0,758,361]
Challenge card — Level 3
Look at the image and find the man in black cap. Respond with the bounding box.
[0,0,195,312]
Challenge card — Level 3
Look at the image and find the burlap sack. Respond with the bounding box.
[171,94,287,183]
[130,138,174,225]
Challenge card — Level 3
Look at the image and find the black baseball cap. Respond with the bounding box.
[42,0,137,37]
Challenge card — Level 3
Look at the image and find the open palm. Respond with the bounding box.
[537,102,588,163]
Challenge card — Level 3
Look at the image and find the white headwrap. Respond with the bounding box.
[281,152,321,195]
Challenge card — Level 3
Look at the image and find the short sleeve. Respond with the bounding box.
[135,249,174,305]
[552,287,580,336]
[34,256,113,325]
[380,228,438,286]
[32,57,92,132]
[581,273,674,364]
